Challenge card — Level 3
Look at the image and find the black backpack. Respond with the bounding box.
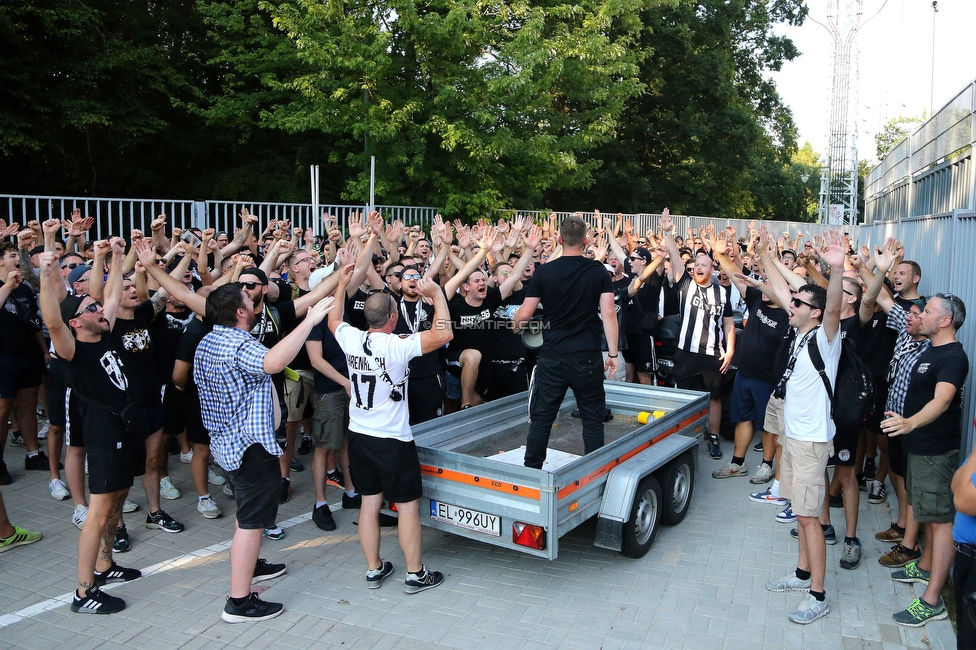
[808,332,875,432]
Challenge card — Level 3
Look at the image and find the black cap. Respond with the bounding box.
[28,246,44,257]
[59,295,86,325]
[240,268,268,286]
[632,247,652,263]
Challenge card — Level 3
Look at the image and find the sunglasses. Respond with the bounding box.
[629,256,643,261]
[791,297,817,310]
[367,288,394,296]
[73,301,102,318]
[242,281,261,290]
[400,273,421,280]
[61,262,82,270]
[155,259,166,265]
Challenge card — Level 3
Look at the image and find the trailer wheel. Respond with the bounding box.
[621,475,662,558]
[661,452,695,526]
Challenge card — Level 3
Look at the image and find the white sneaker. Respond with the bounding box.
[196,497,222,519]
[160,476,181,500]
[37,422,50,440]
[72,504,88,530]
[749,463,775,484]
[223,484,234,497]
[179,450,193,464]
[49,478,70,501]
[208,468,227,486]
[122,499,139,513]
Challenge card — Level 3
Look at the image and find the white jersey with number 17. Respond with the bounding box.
[334,322,423,441]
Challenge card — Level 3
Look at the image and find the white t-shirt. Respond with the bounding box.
[334,322,423,441]
[783,324,842,443]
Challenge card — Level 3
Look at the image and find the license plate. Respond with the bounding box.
[430,500,501,536]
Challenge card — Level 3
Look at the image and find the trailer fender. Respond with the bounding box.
[593,434,699,552]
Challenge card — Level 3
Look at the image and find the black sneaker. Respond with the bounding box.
[708,439,722,460]
[856,474,867,491]
[312,503,337,531]
[252,558,286,584]
[71,586,126,614]
[280,478,290,504]
[290,457,304,472]
[113,525,131,553]
[146,509,185,533]
[829,493,843,508]
[11,432,24,447]
[403,565,444,594]
[221,592,283,623]
[366,560,395,589]
[26,451,61,471]
[94,561,142,586]
[752,441,764,453]
[297,435,313,456]
[342,493,362,509]
[863,457,876,480]
[327,469,344,488]
[0,462,11,486]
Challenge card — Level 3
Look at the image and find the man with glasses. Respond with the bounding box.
[857,239,928,572]
[883,292,968,627]
[765,229,846,625]
[394,265,447,422]
[38,250,142,615]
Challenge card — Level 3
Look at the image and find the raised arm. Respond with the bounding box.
[499,225,542,299]
[101,238,127,331]
[415,277,454,353]
[819,229,847,342]
[38,253,76,361]
[134,238,207,315]
[444,226,496,297]
[659,209,683,284]
[264,296,335,375]
[220,208,257,258]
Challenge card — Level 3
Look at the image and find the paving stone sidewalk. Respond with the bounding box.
[0,440,957,649]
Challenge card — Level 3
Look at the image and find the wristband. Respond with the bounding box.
[608,354,618,358]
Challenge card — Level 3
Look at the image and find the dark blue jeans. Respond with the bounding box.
[524,350,606,469]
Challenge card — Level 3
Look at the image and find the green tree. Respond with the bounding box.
[253,0,647,216]
[875,114,924,160]
[555,0,808,220]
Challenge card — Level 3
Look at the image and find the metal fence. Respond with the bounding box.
[0,195,440,242]
[863,78,976,224]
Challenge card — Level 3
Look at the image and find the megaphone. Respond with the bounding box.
[521,318,545,350]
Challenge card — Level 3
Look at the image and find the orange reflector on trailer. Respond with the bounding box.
[513,522,546,550]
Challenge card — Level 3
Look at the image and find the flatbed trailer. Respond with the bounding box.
[410,381,709,560]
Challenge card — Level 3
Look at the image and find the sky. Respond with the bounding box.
[771,0,976,164]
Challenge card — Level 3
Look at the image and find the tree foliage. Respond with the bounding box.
[0,0,810,220]
[875,114,924,161]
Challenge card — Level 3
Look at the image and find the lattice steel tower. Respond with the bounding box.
[818,0,863,225]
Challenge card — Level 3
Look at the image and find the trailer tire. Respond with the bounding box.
[661,452,695,526]
[621,475,662,558]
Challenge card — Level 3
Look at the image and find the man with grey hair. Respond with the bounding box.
[883,292,968,627]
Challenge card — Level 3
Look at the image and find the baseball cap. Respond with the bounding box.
[240,268,268,286]
[59,295,86,324]
[632,247,653,263]
[68,264,91,286]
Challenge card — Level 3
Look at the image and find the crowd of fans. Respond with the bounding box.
[0,208,973,642]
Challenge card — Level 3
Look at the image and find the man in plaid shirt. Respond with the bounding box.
[195,283,334,623]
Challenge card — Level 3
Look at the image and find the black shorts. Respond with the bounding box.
[64,387,86,448]
[673,349,724,399]
[0,353,44,399]
[888,431,906,477]
[163,384,186,435]
[182,391,210,446]
[445,350,490,399]
[828,427,861,467]
[864,379,889,433]
[408,375,444,425]
[47,356,68,428]
[136,401,165,439]
[227,444,282,529]
[348,431,423,504]
[623,334,653,374]
[84,413,146,495]
[486,358,528,401]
